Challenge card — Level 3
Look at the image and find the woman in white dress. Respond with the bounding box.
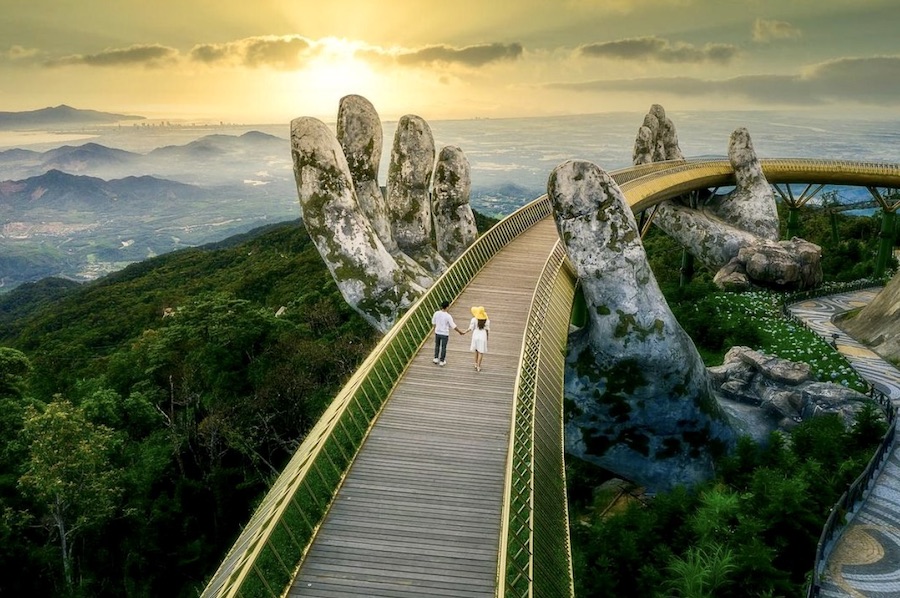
[466,306,490,372]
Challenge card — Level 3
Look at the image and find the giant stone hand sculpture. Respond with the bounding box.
[291,95,478,332]
[549,159,735,491]
[636,104,822,290]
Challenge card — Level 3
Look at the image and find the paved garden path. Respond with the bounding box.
[790,289,900,597]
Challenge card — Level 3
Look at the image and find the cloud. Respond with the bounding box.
[752,19,802,43]
[46,44,178,67]
[548,55,900,106]
[4,45,40,62]
[564,0,696,14]
[579,37,738,64]
[362,42,524,68]
[190,35,314,70]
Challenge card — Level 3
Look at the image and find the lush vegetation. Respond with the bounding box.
[0,221,379,597]
[0,208,501,597]
[570,406,886,597]
[569,201,896,597]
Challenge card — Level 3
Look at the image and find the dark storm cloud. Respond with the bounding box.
[362,42,523,68]
[579,37,738,64]
[190,36,313,70]
[549,56,900,106]
[46,44,177,67]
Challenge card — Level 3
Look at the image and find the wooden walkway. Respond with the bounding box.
[289,218,561,597]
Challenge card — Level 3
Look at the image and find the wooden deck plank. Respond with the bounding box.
[289,218,559,597]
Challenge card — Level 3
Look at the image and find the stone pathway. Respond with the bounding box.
[789,289,900,597]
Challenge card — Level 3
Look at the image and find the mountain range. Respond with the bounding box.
[0,105,145,129]
[0,131,302,290]
[0,130,292,187]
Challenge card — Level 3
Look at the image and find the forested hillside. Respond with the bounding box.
[0,220,378,597]
[0,208,500,597]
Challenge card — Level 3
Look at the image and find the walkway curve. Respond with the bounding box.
[790,290,900,597]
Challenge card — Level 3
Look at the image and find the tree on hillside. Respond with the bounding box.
[0,347,31,398]
[18,399,123,592]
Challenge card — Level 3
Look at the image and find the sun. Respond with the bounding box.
[306,39,376,92]
[273,38,389,120]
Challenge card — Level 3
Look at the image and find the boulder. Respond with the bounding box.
[710,346,875,436]
[432,145,478,262]
[548,159,734,492]
[739,238,823,288]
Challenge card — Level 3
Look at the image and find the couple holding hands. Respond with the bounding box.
[431,302,490,372]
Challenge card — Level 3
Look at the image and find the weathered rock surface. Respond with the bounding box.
[714,238,823,290]
[432,145,478,261]
[632,104,684,165]
[710,346,877,437]
[291,116,423,332]
[387,114,447,276]
[336,95,393,248]
[703,128,779,241]
[292,95,480,331]
[841,270,900,363]
[548,159,734,492]
[655,202,759,271]
[637,108,821,290]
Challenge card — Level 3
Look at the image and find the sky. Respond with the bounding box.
[2,0,900,124]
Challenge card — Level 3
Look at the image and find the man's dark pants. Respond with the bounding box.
[434,334,449,361]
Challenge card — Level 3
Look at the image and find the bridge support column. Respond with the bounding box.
[830,211,840,243]
[774,183,824,240]
[679,249,695,287]
[866,187,900,278]
[786,207,802,239]
[875,209,896,278]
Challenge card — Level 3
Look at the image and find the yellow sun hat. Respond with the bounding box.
[471,306,488,320]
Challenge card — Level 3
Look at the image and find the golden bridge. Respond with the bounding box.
[202,158,900,597]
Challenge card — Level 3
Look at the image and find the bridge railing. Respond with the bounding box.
[201,195,552,598]
[807,387,896,598]
[498,240,577,598]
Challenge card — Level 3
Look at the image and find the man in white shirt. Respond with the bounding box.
[431,300,464,366]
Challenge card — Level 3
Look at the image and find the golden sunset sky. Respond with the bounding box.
[2,0,899,123]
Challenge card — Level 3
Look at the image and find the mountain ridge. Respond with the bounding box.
[0,104,145,129]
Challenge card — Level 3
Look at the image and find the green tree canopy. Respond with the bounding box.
[18,399,123,591]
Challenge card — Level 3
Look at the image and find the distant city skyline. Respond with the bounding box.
[2,0,900,123]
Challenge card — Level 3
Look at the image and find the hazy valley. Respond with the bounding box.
[2,105,899,291]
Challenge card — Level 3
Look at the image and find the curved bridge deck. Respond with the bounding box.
[290,219,561,596]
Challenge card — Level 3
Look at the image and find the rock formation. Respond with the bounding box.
[841,271,900,364]
[292,96,479,332]
[336,95,433,290]
[704,128,779,241]
[548,159,735,492]
[387,115,448,276]
[291,117,424,332]
[633,104,684,164]
[714,238,823,291]
[636,106,822,290]
[336,95,392,248]
[711,346,878,440]
[432,146,478,261]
